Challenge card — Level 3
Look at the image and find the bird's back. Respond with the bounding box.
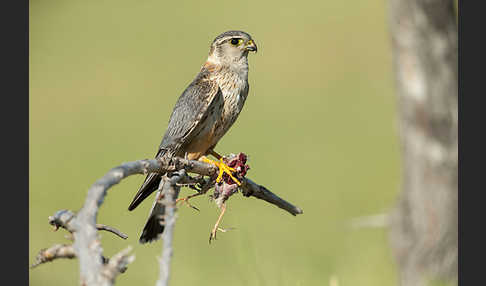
[158,67,223,156]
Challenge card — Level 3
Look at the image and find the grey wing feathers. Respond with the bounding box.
[127,148,166,211]
[159,68,221,151]
[128,67,220,212]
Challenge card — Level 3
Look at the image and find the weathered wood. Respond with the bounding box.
[155,172,183,286]
[31,244,76,268]
[388,0,458,285]
[35,155,303,285]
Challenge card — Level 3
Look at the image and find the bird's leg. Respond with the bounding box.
[209,203,227,243]
[199,155,241,186]
[176,192,203,211]
[208,149,222,160]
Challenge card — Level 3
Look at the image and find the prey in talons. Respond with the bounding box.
[208,153,249,244]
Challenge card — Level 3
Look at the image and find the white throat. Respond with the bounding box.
[206,55,249,81]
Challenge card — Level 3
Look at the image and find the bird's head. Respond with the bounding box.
[207,30,257,66]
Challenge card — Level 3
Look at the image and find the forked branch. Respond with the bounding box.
[32,155,303,286]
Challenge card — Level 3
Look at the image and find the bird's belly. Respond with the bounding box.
[183,126,219,160]
[183,116,230,160]
[183,84,247,160]
[182,98,224,160]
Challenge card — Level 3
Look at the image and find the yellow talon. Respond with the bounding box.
[201,156,241,186]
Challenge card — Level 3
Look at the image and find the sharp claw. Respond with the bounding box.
[209,228,219,244]
[209,225,232,243]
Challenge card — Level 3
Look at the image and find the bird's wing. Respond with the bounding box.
[158,67,222,152]
[127,68,221,211]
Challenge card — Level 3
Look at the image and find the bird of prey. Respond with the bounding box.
[128,30,257,243]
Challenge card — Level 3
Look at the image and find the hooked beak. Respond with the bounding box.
[245,39,257,52]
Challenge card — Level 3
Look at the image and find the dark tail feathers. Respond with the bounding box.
[139,198,166,244]
[128,172,162,211]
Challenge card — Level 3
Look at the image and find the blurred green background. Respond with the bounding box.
[30,0,400,285]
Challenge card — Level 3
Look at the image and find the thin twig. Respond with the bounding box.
[48,209,128,239]
[31,243,130,273]
[240,178,303,216]
[96,224,128,240]
[48,209,76,232]
[31,244,76,268]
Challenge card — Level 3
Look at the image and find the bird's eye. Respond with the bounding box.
[230,38,242,46]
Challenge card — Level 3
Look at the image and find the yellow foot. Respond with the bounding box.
[201,156,241,186]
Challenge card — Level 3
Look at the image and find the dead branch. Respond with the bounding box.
[96,224,128,240]
[101,247,135,283]
[31,243,132,275]
[155,172,184,286]
[48,210,127,239]
[48,209,76,232]
[33,154,303,286]
[241,178,303,215]
[31,244,76,268]
[34,209,133,284]
[165,156,303,215]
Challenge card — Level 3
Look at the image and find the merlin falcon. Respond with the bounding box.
[128,30,257,243]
